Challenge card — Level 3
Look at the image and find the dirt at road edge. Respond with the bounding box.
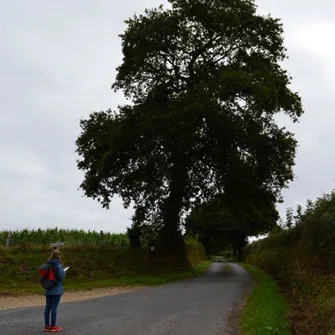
[0,286,147,310]
[224,278,255,335]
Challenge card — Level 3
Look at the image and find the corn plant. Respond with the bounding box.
[0,228,129,247]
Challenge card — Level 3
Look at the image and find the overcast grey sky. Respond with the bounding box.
[0,0,334,233]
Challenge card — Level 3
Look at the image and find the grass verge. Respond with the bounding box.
[0,241,209,296]
[239,263,291,335]
[1,260,211,296]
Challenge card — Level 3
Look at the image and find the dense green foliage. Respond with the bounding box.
[76,0,303,250]
[0,236,207,294]
[0,229,129,247]
[242,189,335,335]
[184,191,279,258]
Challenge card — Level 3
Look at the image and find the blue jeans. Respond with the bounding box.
[44,295,61,326]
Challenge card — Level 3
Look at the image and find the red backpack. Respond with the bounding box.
[39,263,57,290]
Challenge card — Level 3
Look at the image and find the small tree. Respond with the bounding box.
[303,199,315,220]
[268,223,283,236]
[127,223,142,249]
[294,204,303,225]
[285,207,294,228]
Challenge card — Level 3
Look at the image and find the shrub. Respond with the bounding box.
[242,190,335,334]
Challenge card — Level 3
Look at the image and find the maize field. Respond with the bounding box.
[0,228,129,248]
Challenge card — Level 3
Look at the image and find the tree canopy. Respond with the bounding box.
[76,0,303,250]
[184,187,279,258]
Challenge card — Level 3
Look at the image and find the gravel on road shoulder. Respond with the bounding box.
[0,286,147,310]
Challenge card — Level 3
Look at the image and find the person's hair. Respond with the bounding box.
[48,249,62,262]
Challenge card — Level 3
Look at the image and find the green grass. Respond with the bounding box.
[239,263,291,335]
[0,243,210,295]
[68,260,211,290]
[242,239,335,334]
[2,260,211,295]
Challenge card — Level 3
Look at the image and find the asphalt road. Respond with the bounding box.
[0,262,251,335]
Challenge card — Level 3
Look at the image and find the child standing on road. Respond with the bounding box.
[44,249,65,333]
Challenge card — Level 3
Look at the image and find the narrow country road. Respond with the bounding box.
[0,262,251,335]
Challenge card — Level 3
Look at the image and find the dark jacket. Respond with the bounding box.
[44,259,65,296]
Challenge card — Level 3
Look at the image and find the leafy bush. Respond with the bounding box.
[242,189,335,335]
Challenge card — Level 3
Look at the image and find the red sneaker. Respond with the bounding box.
[50,326,62,332]
[44,326,52,332]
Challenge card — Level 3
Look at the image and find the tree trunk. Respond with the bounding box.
[232,233,247,262]
[232,245,238,260]
[237,247,242,262]
[161,159,187,256]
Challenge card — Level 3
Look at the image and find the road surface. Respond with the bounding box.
[0,262,251,335]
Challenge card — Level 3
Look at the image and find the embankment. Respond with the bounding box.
[242,192,335,334]
[0,237,208,295]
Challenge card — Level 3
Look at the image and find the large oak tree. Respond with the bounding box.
[76,0,303,250]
